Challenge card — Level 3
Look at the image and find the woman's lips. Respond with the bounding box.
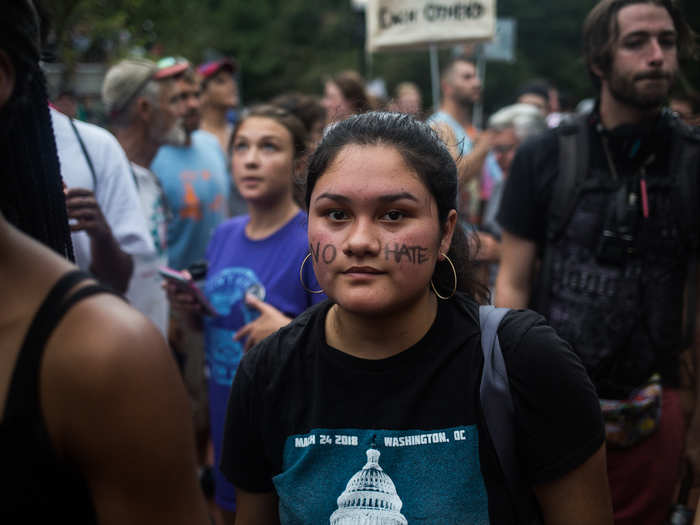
[343,266,384,274]
[238,176,263,186]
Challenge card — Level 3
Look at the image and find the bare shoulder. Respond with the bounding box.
[50,292,170,377]
[41,292,209,524]
[42,290,183,429]
[42,292,183,450]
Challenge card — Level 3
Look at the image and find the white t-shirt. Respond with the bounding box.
[50,107,154,271]
[125,163,169,335]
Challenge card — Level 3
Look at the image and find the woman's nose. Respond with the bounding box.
[243,147,260,167]
[343,218,380,257]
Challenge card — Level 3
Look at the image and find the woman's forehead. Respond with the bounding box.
[310,145,439,215]
[317,144,426,190]
[236,117,291,140]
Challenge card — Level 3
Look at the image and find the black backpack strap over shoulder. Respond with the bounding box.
[479,306,515,475]
[534,116,590,312]
[479,305,542,523]
[668,117,700,348]
[549,114,590,242]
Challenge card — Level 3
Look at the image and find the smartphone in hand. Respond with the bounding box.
[159,266,218,317]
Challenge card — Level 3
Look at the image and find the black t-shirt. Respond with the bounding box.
[221,294,604,524]
[497,112,691,250]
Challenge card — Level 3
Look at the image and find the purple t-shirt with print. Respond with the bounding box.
[204,210,324,510]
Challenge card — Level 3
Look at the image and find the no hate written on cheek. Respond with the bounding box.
[310,241,431,265]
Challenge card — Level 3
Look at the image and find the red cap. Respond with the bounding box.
[197,58,237,79]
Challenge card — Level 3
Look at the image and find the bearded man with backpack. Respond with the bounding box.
[495,1,700,523]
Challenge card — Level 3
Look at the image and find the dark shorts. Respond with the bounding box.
[607,388,684,525]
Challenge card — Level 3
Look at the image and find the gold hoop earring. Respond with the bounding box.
[430,252,457,300]
[299,253,324,294]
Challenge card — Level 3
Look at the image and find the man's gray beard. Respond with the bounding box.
[160,123,187,147]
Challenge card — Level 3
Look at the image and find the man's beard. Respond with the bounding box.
[608,69,675,110]
[455,93,477,111]
[154,118,187,147]
[183,109,200,135]
[162,123,187,147]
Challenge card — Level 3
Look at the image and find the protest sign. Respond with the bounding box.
[366,0,496,53]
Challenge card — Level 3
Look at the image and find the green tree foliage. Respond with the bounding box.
[483,0,598,112]
[212,0,362,103]
[47,0,700,114]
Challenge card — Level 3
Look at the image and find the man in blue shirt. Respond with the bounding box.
[428,55,494,226]
[151,59,230,273]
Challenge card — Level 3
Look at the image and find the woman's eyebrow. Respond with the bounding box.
[314,191,418,204]
[314,192,349,204]
[235,135,281,142]
[378,192,418,203]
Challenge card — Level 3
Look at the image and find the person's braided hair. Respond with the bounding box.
[0,0,74,260]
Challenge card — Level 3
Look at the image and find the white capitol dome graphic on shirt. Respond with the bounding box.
[330,446,408,525]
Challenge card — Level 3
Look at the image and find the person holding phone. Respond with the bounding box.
[165,104,324,525]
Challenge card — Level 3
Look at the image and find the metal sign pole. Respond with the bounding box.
[429,43,440,113]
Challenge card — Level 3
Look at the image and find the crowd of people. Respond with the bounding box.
[3,0,700,524]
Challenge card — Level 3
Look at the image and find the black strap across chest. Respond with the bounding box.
[3,270,117,424]
[68,116,98,190]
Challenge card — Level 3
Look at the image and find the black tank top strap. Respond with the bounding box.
[3,270,119,423]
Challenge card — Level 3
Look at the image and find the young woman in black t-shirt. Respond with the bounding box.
[221,112,613,524]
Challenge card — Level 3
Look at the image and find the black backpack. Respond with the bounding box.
[537,112,700,348]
